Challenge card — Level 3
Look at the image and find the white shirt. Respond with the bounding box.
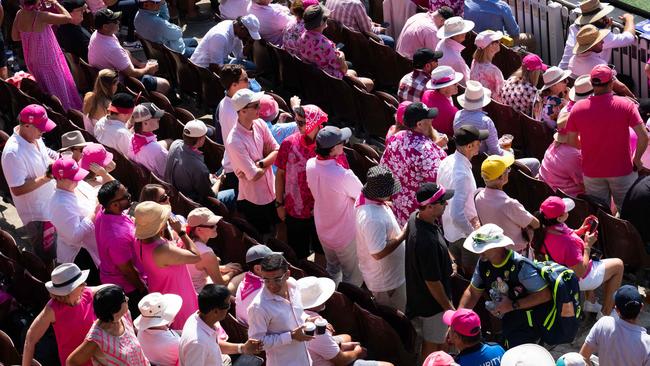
[48,188,100,265]
[436,38,470,85]
[128,136,169,178]
[568,51,608,79]
[187,240,215,293]
[218,96,237,173]
[558,23,636,70]
[354,202,405,292]
[307,331,341,366]
[94,116,133,157]
[584,316,650,366]
[179,312,224,366]
[190,20,244,68]
[247,278,312,366]
[1,132,55,223]
[219,0,250,19]
[137,328,180,366]
[438,151,478,242]
[249,3,292,46]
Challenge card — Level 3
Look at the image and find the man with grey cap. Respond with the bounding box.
[226,88,279,238]
[306,126,363,286]
[235,244,282,325]
[355,165,407,311]
[128,102,168,177]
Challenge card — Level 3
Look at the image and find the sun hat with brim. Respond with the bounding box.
[19,104,57,133]
[240,14,262,40]
[134,201,172,239]
[568,74,593,102]
[540,196,575,219]
[59,130,92,152]
[540,66,572,91]
[79,143,114,171]
[187,207,222,227]
[463,223,515,254]
[457,80,492,110]
[134,293,183,331]
[474,30,504,49]
[422,351,460,366]
[573,25,610,55]
[574,0,614,26]
[45,263,90,297]
[426,65,464,89]
[501,344,556,366]
[556,352,587,366]
[437,16,475,40]
[297,276,336,309]
[362,165,401,200]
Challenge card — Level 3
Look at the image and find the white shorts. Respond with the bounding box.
[579,259,606,291]
[411,312,447,344]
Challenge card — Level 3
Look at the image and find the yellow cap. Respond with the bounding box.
[481,154,515,181]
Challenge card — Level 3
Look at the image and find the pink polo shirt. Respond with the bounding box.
[541,223,591,278]
[226,119,279,205]
[306,157,363,249]
[421,89,458,136]
[539,141,584,197]
[395,12,439,59]
[566,93,643,178]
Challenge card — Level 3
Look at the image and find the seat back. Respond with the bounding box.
[164,45,201,98]
[0,230,20,262]
[0,329,20,366]
[194,65,225,111]
[202,137,225,173]
[484,100,525,152]
[597,209,649,271]
[148,90,176,115]
[174,107,196,123]
[516,170,555,213]
[520,115,554,161]
[18,250,51,282]
[337,282,378,313]
[136,35,175,84]
[556,190,591,230]
[268,44,303,95]
[347,82,393,138]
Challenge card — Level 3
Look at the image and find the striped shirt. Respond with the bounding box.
[397,69,431,103]
[325,0,380,34]
[86,314,149,366]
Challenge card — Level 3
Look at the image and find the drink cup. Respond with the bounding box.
[315,318,327,335]
[147,59,158,67]
[304,322,316,336]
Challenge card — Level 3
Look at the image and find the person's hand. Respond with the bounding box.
[354,345,367,359]
[278,112,293,123]
[88,162,108,177]
[168,215,184,234]
[146,63,159,74]
[584,230,597,248]
[491,298,513,317]
[633,158,646,172]
[276,205,286,221]
[224,262,242,273]
[290,96,301,109]
[242,339,263,354]
[341,341,359,352]
[290,325,315,342]
[620,13,634,22]
[435,133,448,147]
[337,51,346,61]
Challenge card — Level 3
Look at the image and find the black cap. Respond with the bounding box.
[303,4,330,30]
[454,125,489,146]
[614,285,643,319]
[108,93,135,113]
[403,102,438,128]
[413,48,443,69]
[416,182,454,205]
[61,0,85,11]
[94,8,122,29]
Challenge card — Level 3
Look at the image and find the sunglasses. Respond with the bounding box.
[110,192,131,204]
[262,271,288,284]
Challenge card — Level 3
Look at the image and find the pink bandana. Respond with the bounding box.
[355,193,388,208]
[131,132,156,154]
[240,272,263,301]
[303,105,328,134]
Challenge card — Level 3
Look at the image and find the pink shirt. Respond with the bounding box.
[95,209,143,294]
[566,93,643,178]
[86,314,149,366]
[298,30,344,79]
[436,38,470,85]
[249,2,293,45]
[396,12,439,59]
[539,142,584,197]
[282,19,305,56]
[421,90,458,136]
[470,61,504,102]
[49,287,96,366]
[381,130,447,225]
[306,157,363,249]
[88,31,132,73]
[542,223,592,278]
[226,119,279,205]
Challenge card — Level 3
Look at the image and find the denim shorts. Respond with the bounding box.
[141,75,158,91]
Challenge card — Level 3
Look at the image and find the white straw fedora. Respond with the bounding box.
[45,263,90,297]
[463,224,514,254]
[568,74,593,102]
[437,16,475,40]
[574,0,614,26]
[457,80,492,110]
[426,65,464,90]
[540,66,572,91]
[134,292,183,331]
[297,276,336,309]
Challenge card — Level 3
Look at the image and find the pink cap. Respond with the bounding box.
[442,308,481,337]
[522,54,547,72]
[19,104,56,132]
[52,157,89,181]
[79,143,114,171]
[422,351,458,366]
[303,104,328,134]
[590,64,613,86]
[540,196,575,219]
[302,0,319,7]
[258,95,279,121]
[396,101,412,125]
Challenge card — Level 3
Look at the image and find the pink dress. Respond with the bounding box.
[138,238,198,330]
[86,314,149,366]
[20,10,82,111]
[49,287,96,366]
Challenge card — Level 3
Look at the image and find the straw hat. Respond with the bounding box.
[540,66,571,91]
[463,224,514,254]
[574,0,614,26]
[573,25,610,54]
[457,80,492,110]
[134,293,183,331]
[297,276,336,309]
[45,263,90,297]
[437,16,475,40]
[134,201,172,239]
[426,65,464,90]
[568,74,593,102]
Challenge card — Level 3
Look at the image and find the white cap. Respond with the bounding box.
[556,352,586,366]
[474,30,504,49]
[183,119,208,137]
[232,88,265,111]
[501,344,556,366]
[240,14,261,40]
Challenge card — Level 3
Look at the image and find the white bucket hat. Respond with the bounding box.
[463,224,514,254]
[457,80,492,110]
[437,16,475,40]
[474,30,504,49]
[540,66,572,91]
[134,292,183,331]
[500,344,556,366]
[297,276,336,309]
[45,263,90,297]
[426,65,464,90]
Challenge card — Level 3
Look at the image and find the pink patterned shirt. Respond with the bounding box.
[380,130,447,225]
[86,314,149,366]
[298,30,344,79]
[428,0,463,15]
[282,19,305,56]
[470,60,504,102]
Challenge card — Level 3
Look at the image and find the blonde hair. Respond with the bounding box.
[473,47,492,64]
[512,66,541,87]
[83,69,117,117]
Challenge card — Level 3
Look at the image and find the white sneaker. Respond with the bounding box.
[584,300,603,313]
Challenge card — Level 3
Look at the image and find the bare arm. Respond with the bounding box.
[199,252,227,286]
[66,340,99,366]
[22,305,55,366]
[11,11,21,41]
[261,150,278,169]
[331,346,364,366]
[632,123,648,168]
[40,1,73,25]
[121,64,156,78]
[371,225,407,260]
[528,216,540,230]
[116,261,147,292]
[620,13,635,35]
[10,175,52,196]
[567,131,580,149]
[425,280,454,312]
[579,342,596,366]
[458,285,483,309]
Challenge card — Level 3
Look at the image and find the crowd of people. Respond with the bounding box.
[1,0,650,364]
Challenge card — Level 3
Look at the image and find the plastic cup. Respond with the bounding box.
[304,322,316,336]
[315,318,327,335]
[147,59,158,67]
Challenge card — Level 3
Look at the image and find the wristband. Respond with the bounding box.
[238,343,244,354]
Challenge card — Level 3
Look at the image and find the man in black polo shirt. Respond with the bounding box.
[405,182,455,360]
[55,0,91,60]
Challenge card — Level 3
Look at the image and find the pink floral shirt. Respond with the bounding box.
[470,61,504,102]
[282,19,305,56]
[429,0,463,15]
[380,130,447,225]
[298,30,344,79]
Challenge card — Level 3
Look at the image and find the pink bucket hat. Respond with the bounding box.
[303,104,328,134]
[422,351,459,366]
[79,143,114,171]
[258,94,279,121]
[522,54,547,72]
[52,157,89,181]
[19,104,56,132]
[443,308,481,337]
[395,101,412,125]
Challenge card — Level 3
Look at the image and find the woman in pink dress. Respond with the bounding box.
[11,0,82,111]
[134,201,201,330]
[22,263,99,366]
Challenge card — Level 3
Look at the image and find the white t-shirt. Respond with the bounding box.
[354,202,405,292]
[1,133,55,223]
[307,331,341,366]
[179,313,224,366]
[218,96,237,173]
[584,316,650,366]
[187,241,216,293]
[137,328,180,366]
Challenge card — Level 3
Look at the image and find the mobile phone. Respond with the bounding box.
[336,43,345,50]
[587,217,598,234]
